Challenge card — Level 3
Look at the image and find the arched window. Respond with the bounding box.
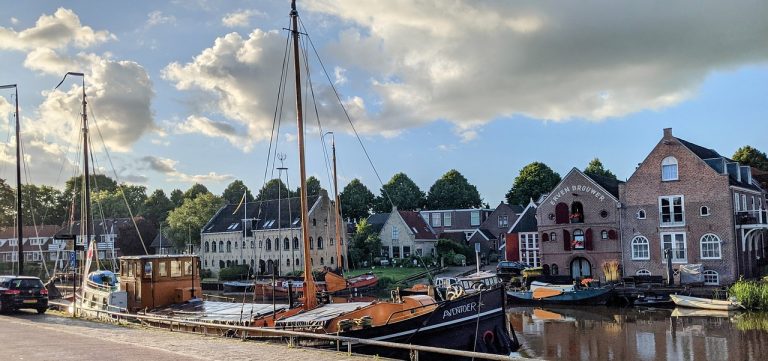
[218,241,223,253]
[637,209,646,219]
[320,257,325,265]
[234,241,238,249]
[330,238,334,246]
[250,259,255,268]
[312,218,317,226]
[242,241,245,249]
[555,203,569,224]
[211,241,216,252]
[632,236,650,260]
[226,260,231,267]
[551,264,559,275]
[275,237,280,250]
[219,260,225,268]
[601,230,609,240]
[204,260,208,267]
[309,237,314,249]
[636,269,651,276]
[570,202,584,223]
[286,258,291,266]
[700,234,722,259]
[226,241,232,253]
[703,270,719,285]
[330,256,334,265]
[293,237,299,249]
[661,156,678,181]
[572,229,585,250]
[700,206,710,216]
[317,237,324,250]
[295,258,300,266]
[284,238,290,250]
[250,241,254,249]
[550,232,557,242]
[205,242,210,253]
[265,238,272,251]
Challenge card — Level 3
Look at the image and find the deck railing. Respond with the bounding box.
[736,210,767,226]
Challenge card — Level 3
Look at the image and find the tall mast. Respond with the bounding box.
[330,134,345,274]
[290,0,317,310]
[1,84,23,275]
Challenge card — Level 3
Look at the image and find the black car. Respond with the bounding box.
[0,275,49,314]
[495,261,529,281]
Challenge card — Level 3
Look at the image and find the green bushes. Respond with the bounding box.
[729,279,768,309]
[218,265,250,281]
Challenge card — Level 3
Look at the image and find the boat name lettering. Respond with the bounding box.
[442,302,477,319]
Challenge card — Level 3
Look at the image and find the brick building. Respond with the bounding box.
[468,202,524,262]
[200,190,347,277]
[536,168,623,280]
[620,128,767,285]
[505,200,540,266]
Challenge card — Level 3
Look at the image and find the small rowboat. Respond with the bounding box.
[670,294,742,311]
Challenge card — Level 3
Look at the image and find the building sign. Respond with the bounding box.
[549,184,607,206]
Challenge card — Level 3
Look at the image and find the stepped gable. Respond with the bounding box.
[202,196,319,234]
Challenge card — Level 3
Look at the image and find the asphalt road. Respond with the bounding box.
[0,310,374,360]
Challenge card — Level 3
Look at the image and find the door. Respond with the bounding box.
[570,257,592,279]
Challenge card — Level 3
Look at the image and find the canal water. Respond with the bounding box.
[508,306,768,361]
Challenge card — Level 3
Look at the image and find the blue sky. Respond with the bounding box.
[0,1,766,205]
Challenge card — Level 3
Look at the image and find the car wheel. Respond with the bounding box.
[37,307,47,314]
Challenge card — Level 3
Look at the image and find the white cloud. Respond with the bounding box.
[306,0,768,139]
[10,17,18,25]
[145,10,176,28]
[221,9,263,28]
[0,8,115,51]
[334,66,347,85]
[138,155,234,184]
[175,115,247,149]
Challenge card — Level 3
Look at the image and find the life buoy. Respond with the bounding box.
[483,330,495,344]
[446,285,465,300]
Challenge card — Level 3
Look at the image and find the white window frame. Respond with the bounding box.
[659,195,685,227]
[636,269,651,276]
[631,236,650,260]
[636,209,646,220]
[392,225,399,240]
[734,193,741,212]
[661,156,679,181]
[498,215,508,228]
[661,232,687,264]
[431,213,442,227]
[443,212,452,227]
[518,232,540,267]
[703,270,719,285]
[470,211,480,226]
[742,194,747,212]
[700,233,722,259]
[700,206,710,217]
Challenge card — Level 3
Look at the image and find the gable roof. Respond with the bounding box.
[202,196,319,234]
[508,202,538,233]
[366,212,390,233]
[55,218,134,238]
[584,173,622,199]
[150,233,172,249]
[539,167,621,206]
[397,210,436,240]
[0,225,61,240]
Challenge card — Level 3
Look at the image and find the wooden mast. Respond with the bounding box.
[331,135,345,274]
[290,0,317,310]
[1,84,23,274]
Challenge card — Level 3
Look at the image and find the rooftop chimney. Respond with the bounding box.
[663,128,672,138]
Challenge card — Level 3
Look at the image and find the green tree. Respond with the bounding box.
[372,173,426,213]
[584,158,617,180]
[142,189,174,225]
[339,178,375,220]
[62,174,118,217]
[348,219,382,268]
[91,185,147,219]
[733,146,768,171]
[183,183,209,200]
[255,179,292,201]
[505,162,561,205]
[426,169,482,209]
[0,178,14,227]
[296,176,323,198]
[221,180,254,204]
[167,193,225,249]
[20,184,66,226]
[170,189,184,207]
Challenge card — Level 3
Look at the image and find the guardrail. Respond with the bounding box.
[50,301,538,361]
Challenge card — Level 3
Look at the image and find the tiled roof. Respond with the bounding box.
[150,233,172,248]
[676,137,762,191]
[366,213,390,233]
[201,196,319,234]
[478,228,496,240]
[0,225,61,239]
[584,173,623,199]
[398,210,436,240]
[55,218,133,238]
[510,205,537,233]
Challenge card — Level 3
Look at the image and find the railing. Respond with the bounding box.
[50,302,538,361]
[736,210,768,226]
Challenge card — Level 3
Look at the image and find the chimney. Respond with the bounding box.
[663,128,672,138]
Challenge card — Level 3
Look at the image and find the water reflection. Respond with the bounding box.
[508,306,768,361]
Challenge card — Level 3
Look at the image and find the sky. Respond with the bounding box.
[0,1,766,206]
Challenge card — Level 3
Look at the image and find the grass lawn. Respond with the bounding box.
[345,266,427,282]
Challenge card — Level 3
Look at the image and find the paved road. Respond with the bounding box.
[0,310,374,361]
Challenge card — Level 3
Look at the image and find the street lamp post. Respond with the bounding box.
[187,221,195,299]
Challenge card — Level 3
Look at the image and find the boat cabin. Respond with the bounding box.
[119,254,201,312]
[457,271,503,291]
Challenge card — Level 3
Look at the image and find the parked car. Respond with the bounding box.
[0,275,49,314]
[495,261,529,281]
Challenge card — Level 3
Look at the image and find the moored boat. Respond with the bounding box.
[670,294,742,311]
[507,285,614,305]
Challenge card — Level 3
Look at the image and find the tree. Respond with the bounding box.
[733,146,768,172]
[115,217,156,256]
[167,193,225,249]
[584,158,617,180]
[505,162,561,205]
[170,189,184,207]
[20,184,66,226]
[90,185,148,219]
[221,180,254,204]
[255,178,292,201]
[0,178,14,227]
[183,183,209,200]
[348,219,382,268]
[339,179,375,220]
[426,169,482,209]
[142,189,174,225]
[296,176,323,198]
[372,173,426,213]
[62,174,118,217]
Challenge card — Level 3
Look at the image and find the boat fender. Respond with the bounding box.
[483,330,495,345]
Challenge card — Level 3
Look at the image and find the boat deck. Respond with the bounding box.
[148,300,289,324]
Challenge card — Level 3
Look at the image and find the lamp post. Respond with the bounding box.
[187,220,195,299]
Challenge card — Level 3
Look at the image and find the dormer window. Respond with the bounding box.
[661,156,678,181]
